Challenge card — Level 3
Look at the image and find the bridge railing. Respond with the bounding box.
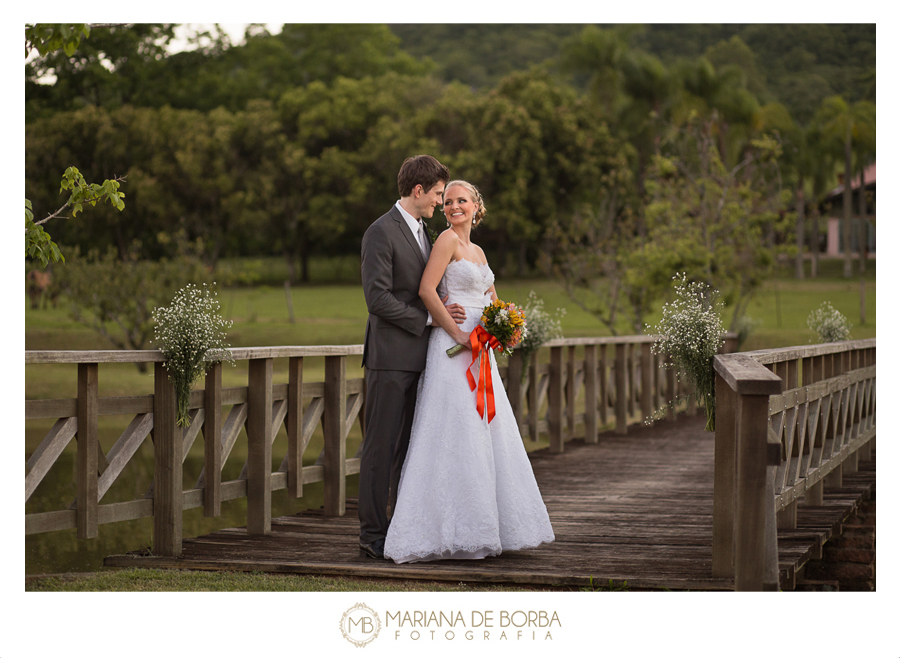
[26,347,367,557]
[712,339,876,590]
[25,333,737,557]
[502,334,737,451]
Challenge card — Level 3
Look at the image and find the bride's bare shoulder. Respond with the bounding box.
[436,228,459,245]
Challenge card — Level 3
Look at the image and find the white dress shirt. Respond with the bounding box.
[395,200,433,326]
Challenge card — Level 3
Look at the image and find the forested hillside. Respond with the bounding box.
[390,24,875,123]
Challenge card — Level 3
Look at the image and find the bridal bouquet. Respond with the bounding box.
[447,299,527,423]
[446,299,527,358]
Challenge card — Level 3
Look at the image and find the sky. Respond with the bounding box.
[168,23,284,53]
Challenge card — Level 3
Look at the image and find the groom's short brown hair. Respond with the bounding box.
[397,155,450,197]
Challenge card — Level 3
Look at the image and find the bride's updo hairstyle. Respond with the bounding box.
[445,179,487,227]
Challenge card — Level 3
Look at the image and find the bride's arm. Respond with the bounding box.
[420,232,470,346]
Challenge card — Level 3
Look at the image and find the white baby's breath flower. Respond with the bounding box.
[517,291,565,360]
[152,283,234,427]
[807,302,851,343]
[649,273,724,431]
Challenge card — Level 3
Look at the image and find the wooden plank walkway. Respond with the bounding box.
[105,415,876,590]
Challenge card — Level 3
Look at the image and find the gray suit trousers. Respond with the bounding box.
[357,368,421,545]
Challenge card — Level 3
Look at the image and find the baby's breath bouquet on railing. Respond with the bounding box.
[649,273,725,432]
[517,291,565,373]
[807,302,852,343]
[152,283,234,427]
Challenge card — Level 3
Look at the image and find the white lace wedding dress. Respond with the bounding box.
[383,259,555,563]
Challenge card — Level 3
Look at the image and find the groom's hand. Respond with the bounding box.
[441,295,467,325]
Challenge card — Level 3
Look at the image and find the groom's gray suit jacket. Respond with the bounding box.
[361,205,432,371]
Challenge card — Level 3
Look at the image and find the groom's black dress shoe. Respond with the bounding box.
[359,540,386,560]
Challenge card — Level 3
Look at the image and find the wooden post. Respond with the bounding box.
[566,346,576,440]
[666,363,677,422]
[324,355,347,516]
[507,350,523,431]
[801,356,813,387]
[824,463,842,489]
[599,345,608,426]
[76,363,99,540]
[860,277,865,326]
[641,342,653,423]
[786,359,799,390]
[203,362,222,517]
[627,343,636,418]
[284,279,296,323]
[857,441,871,462]
[844,449,858,474]
[805,479,824,506]
[724,334,739,354]
[583,344,598,444]
[775,361,788,384]
[247,358,273,535]
[763,465,780,591]
[614,343,627,435]
[528,354,539,442]
[734,393,770,591]
[153,361,182,556]
[288,356,304,498]
[654,351,664,413]
[712,372,736,577]
[777,501,797,530]
[548,346,564,453]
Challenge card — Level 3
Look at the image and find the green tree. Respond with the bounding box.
[643,118,792,328]
[275,73,439,281]
[448,70,629,276]
[703,35,770,103]
[753,102,809,279]
[814,96,876,277]
[545,113,791,336]
[559,25,632,117]
[673,57,760,168]
[57,241,212,372]
[26,23,176,120]
[25,24,136,267]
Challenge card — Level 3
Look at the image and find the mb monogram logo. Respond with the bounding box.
[339,603,382,647]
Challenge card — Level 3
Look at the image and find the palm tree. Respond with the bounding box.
[558,25,631,118]
[815,96,876,278]
[673,58,760,168]
[851,103,876,274]
[805,121,844,279]
[755,102,805,277]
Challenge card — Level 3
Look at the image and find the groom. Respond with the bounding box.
[358,155,466,559]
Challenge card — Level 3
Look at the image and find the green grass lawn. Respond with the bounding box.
[25,567,544,592]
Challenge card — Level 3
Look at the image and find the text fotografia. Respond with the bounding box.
[386,610,560,641]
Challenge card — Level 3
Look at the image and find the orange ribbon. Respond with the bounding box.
[466,326,502,423]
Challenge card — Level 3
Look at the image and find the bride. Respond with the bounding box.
[383,180,555,563]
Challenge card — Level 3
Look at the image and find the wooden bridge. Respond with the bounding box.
[25,336,876,591]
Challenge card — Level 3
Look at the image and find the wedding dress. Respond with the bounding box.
[383,259,555,563]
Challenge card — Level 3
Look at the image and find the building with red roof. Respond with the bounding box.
[822,162,875,258]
